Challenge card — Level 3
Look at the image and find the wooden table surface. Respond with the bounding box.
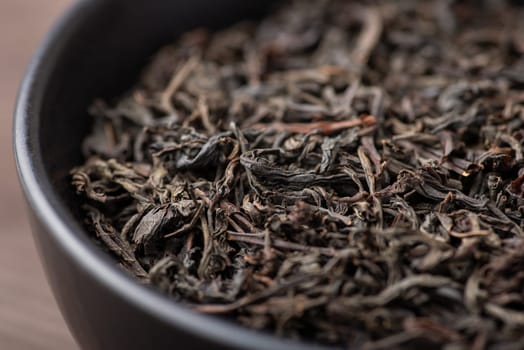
[0,1,78,349]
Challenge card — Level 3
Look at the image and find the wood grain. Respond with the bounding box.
[0,1,78,349]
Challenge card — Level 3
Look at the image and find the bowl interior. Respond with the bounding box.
[40,0,272,209]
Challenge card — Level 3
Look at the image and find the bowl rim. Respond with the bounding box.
[13,1,334,349]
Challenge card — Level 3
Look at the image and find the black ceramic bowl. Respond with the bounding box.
[14,1,334,349]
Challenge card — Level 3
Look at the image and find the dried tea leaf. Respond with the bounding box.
[71,0,524,347]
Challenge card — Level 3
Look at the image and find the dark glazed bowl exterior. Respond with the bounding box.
[14,1,334,349]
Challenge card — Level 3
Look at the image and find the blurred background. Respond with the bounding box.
[0,0,77,349]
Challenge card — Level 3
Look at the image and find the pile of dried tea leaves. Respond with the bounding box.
[71,0,524,348]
